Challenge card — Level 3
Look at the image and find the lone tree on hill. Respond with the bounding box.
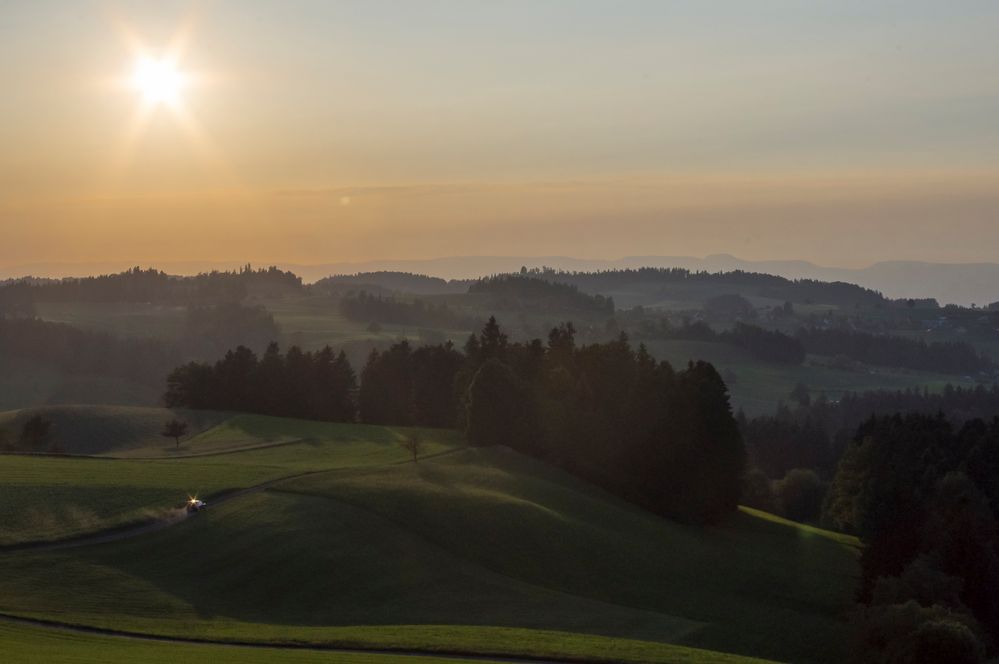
[161,419,189,448]
[20,415,52,451]
[400,433,423,463]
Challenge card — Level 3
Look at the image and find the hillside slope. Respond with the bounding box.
[0,416,461,545]
[0,444,858,663]
[0,405,227,455]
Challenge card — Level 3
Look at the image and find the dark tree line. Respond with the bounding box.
[738,383,999,528]
[647,320,806,364]
[339,291,478,330]
[796,327,994,375]
[164,342,356,421]
[740,383,999,481]
[165,317,745,525]
[0,318,180,386]
[834,384,999,422]
[456,318,745,524]
[739,411,834,481]
[518,266,887,308]
[640,317,993,373]
[0,280,37,318]
[0,265,303,305]
[358,340,465,428]
[469,275,614,314]
[723,323,806,364]
[824,415,999,661]
[316,271,469,295]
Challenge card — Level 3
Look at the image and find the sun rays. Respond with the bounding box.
[106,13,231,190]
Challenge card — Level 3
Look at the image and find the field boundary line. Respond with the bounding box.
[113,436,311,459]
[0,612,592,663]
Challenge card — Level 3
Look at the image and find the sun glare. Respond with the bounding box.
[107,20,231,186]
[132,57,184,106]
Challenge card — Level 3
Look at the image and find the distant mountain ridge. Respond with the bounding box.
[3,254,998,306]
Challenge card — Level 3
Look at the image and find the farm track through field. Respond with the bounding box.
[0,471,325,553]
[0,612,567,663]
[0,447,463,553]
[111,437,312,459]
[0,437,311,461]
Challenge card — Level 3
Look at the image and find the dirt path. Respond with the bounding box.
[0,470,327,553]
[1,448,590,664]
[113,437,313,459]
[1,448,464,554]
[0,612,566,663]
[3,436,310,461]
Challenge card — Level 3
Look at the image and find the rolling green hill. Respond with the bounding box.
[0,415,461,545]
[0,418,859,663]
[0,405,228,456]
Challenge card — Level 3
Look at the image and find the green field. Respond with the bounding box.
[0,411,858,663]
[0,412,461,545]
[0,620,773,664]
[0,621,488,664]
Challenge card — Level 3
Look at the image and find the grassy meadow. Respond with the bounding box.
[0,412,461,545]
[0,620,775,664]
[0,621,491,664]
[0,413,859,663]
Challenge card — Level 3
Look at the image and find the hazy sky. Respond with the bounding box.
[3,1,999,270]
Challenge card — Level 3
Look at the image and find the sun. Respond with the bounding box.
[108,22,227,180]
[132,56,184,106]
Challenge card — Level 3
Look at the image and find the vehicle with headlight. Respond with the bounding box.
[186,498,207,513]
